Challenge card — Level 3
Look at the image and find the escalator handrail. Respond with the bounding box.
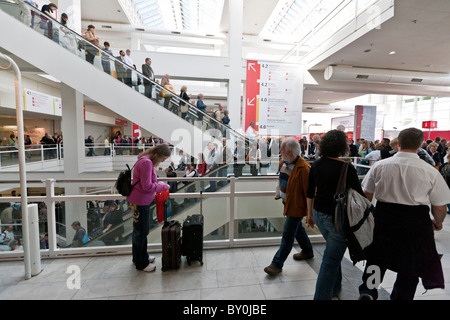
[12,1,248,143]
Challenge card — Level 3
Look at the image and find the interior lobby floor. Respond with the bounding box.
[1,215,450,301]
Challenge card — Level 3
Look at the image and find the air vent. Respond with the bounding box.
[101,25,112,29]
[411,78,423,83]
[356,74,369,79]
[135,28,145,32]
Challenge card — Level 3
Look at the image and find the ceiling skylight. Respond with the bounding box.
[260,0,344,43]
[118,0,225,34]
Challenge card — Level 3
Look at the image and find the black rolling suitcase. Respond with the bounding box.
[182,191,204,266]
[161,202,182,272]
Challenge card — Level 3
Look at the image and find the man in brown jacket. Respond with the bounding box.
[264,137,313,276]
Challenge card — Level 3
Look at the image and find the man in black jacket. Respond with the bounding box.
[114,50,127,84]
[380,138,393,159]
[142,57,155,99]
[348,139,358,157]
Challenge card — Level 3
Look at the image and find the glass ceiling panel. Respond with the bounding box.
[120,0,224,33]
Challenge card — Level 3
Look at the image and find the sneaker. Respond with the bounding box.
[358,294,373,300]
[149,256,156,263]
[143,263,156,273]
[264,264,282,276]
[293,252,314,261]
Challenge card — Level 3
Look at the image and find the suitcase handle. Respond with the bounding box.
[200,190,203,216]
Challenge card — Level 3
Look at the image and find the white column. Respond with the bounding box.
[131,36,141,51]
[64,184,88,245]
[56,0,82,34]
[227,0,243,131]
[413,96,418,125]
[395,95,403,126]
[61,83,85,175]
[60,84,88,245]
[429,96,436,120]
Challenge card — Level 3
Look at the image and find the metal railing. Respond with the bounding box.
[0,174,326,260]
[0,157,375,260]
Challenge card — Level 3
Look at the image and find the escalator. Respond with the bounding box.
[0,0,249,157]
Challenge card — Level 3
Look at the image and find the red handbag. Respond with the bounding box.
[155,189,170,223]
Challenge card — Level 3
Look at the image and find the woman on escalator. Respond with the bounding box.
[84,24,99,65]
[128,144,171,272]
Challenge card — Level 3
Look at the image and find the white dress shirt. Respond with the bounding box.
[362,151,450,206]
[365,150,381,161]
[124,54,133,66]
[246,126,257,143]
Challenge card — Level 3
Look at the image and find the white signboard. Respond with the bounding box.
[246,60,304,136]
[354,105,377,142]
[24,89,62,116]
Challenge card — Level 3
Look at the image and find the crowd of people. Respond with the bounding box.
[261,128,450,301]
[8,1,450,300]
[23,0,233,134]
[83,132,169,157]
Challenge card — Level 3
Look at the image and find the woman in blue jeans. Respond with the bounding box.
[127,144,171,272]
[306,130,366,300]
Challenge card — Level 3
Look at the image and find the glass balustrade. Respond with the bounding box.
[0,0,248,147]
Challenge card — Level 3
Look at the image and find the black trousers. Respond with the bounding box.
[144,84,153,99]
[359,263,419,300]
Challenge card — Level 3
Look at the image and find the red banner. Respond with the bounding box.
[115,119,128,126]
[354,106,364,141]
[132,123,141,139]
[245,60,261,131]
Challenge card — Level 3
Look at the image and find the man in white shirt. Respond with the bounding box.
[205,143,219,192]
[358,128,450,300]
[124,49,134,87]
[246,122,258,145]
[0,225,15,245]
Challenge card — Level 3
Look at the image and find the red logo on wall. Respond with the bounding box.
[422,121,437,129]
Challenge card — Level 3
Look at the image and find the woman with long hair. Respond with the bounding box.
[127,144,171,272]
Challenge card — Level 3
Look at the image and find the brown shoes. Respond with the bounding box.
[264,264,282,276]
[293,251,314,261]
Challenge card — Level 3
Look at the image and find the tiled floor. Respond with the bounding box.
[1,215,450,301]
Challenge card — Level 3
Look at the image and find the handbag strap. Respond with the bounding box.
[334,162,349,233]
[335,162,349,196]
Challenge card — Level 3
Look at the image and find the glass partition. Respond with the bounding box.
[236,195,321,240]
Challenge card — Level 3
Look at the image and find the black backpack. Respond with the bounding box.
[115,163,140,196]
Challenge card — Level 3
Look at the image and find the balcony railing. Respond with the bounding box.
[0,175,326,260]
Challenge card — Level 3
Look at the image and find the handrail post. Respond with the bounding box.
[0,53,32,279]
[40,144,44,163]
[44,178,57,258]
[229,176,236,248]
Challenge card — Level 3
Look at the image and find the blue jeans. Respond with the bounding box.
[313,209,347,300]
[132,204,156,270]
[271,216,313,269]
